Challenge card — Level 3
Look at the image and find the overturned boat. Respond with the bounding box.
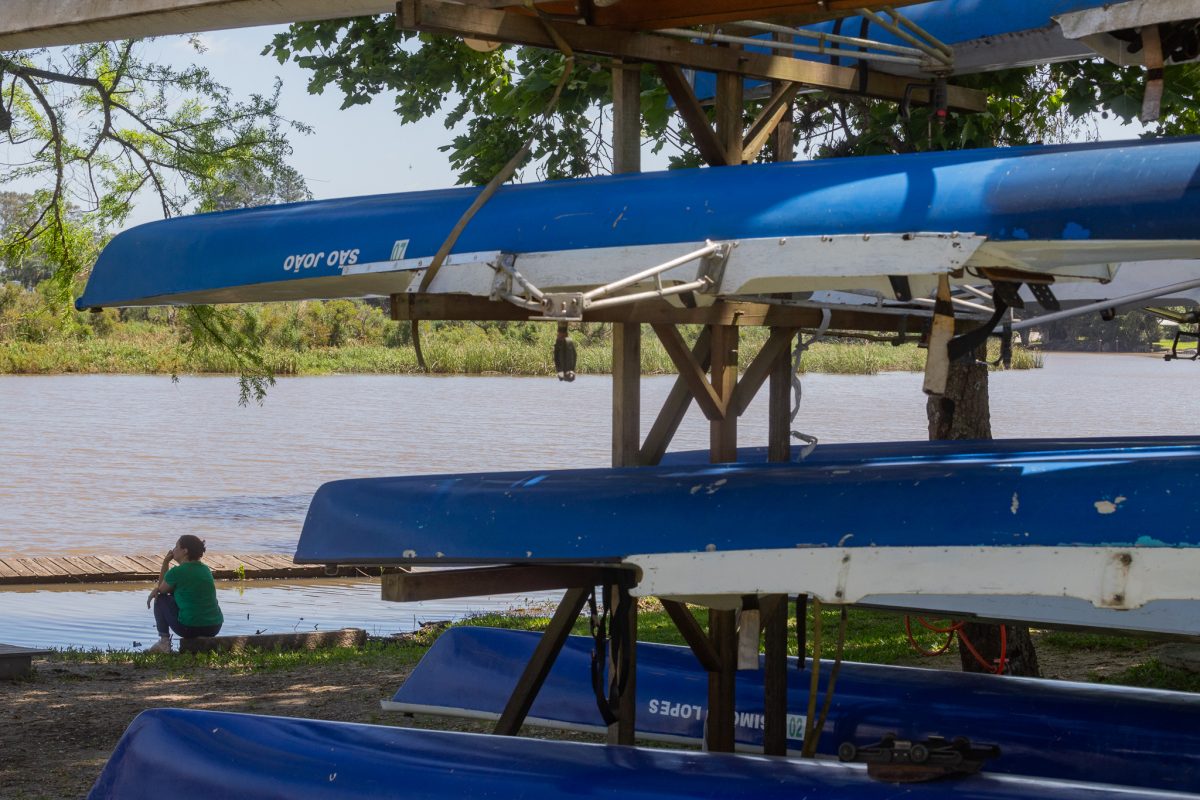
[296,436,1200,636]
[78,137,1200,316]
[386,626,1200,791]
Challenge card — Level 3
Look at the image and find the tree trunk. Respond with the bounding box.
[926,353,1041,677]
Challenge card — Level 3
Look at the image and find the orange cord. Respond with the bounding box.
[904,616,1008,674]
[904,615,956,656]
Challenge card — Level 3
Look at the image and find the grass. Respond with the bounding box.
[1,332,1041,378]
[1096,661,1200,692]
[1036,630,1158,653]
[460,602,996,667]
[46,600,1196,692]
[47,638,429,673]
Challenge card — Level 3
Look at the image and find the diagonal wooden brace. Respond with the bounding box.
[652,323,728,420]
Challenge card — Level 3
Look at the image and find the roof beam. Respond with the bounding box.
[459,1,930,31]
[398,0,986,112]
[0,1,394,50]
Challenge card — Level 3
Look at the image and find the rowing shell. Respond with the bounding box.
[295,436,1200,635]
[78,137,1200,311]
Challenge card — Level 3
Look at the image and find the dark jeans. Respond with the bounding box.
[153,594,222,639]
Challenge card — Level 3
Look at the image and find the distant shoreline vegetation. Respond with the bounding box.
[0,287,1041,377]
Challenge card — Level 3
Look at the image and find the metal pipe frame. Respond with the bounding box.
[658,26,924,67]
[1011,277,1200,332]
[739,19,925,58]
[581,241,726,301]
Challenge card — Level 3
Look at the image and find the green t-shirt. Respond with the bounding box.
[164,561,223,627]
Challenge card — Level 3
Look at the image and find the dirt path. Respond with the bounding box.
[0,637,1173,800]
[0,658,411,800]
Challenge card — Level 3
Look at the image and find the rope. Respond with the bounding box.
[801,597,822,757]
[587,587,618,726]
[411,8,576,371]
[800,600,848,758]
[808,606,848,756]
[903,616,1008,674]
[789,309,831,459]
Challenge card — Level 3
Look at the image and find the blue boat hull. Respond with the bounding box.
[78,138,1200,308]
[297,436,1200,559]
[295,436,1200,631]
[88,708,1199,799]
[388,626,1200,792]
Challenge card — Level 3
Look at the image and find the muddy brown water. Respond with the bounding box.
[1,353,1195,647]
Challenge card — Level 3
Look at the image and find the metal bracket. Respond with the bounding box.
[495,240,736,320]
[1028,283,1061,311]
[695,241,732,294]
[488,253,518,301]
[531,293,586,322]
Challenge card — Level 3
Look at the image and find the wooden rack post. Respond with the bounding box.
[762,70,797,754]
[608,59,642,744]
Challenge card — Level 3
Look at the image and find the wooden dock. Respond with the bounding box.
[0,554,382,586]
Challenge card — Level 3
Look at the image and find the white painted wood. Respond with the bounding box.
[1057,0,1200,39]
[115,238,1199,308]
[968,240,1200,273]
[629,546,1200,616]
[0,0,394,49]
[1023,260,1200,307]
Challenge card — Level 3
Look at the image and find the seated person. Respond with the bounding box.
[145,534,223,653]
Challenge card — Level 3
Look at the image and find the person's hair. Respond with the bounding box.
[176,535,206,561]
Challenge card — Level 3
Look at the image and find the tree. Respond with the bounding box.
[0,39,309,403]
[201,161,313,213]
[0,191,55,287]
[267,19,1200,177]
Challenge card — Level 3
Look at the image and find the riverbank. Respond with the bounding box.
[0,331,1040,377]
[3,603,1195,800]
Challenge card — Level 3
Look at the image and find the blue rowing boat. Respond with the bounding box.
[89,708,1200,799]
[386,626,1200,791]
[77,137,1200,310]
[296,437,1200,634]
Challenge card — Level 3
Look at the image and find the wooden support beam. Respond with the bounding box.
[650,324,725,421]
[730,326,796,418]
[709,324,739,463]
[768,327,795,463]
[661,599,720,673]
[607,583,638,745]
[382,565,631,603]
[742,82,801,164]
[656,63,728,168]
[761,594,789,756]
[639,328,712,466]
[397,1,987,112]
[611,57,643,469]
[495,587,591,736]
[707,608,739,752]
[737,607,762,670]
[612,60,641,175]
[770,34,797,164]
[716,67,745,167]
[612,322,642,467]
[390,293,948,334]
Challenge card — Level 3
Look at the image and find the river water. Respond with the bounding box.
[1,353,1195,648]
